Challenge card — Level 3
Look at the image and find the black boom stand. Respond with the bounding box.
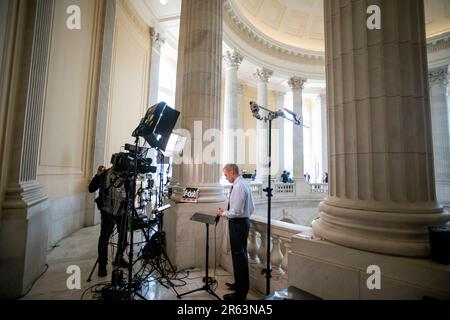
[249,101,306,296]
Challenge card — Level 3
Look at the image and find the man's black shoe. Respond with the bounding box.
[98,264,107,277]
[225,282,235,291]
[112,258,130,268]
[223,293,235,301]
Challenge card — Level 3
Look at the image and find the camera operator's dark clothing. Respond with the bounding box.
[98,210,128,266]
[89,169,126,216]
[89,170,128,267]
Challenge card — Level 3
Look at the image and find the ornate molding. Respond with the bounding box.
[223,0,324,62]
[224,50,244,68]
[254,68,273,83]
[429,67,449,86]
[427,32,450,53]
[288,76,307,90]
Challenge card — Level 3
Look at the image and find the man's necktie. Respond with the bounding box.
[227,185,233,211]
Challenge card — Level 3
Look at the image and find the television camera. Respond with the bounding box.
[110,144,157,175]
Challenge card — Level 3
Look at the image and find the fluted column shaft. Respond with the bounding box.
[148,28,164,106]
[1,0,52,298]
[223,50,243,165]
[172,0,225,202]
[313,0,449,257]
[254,68,273,181]
[320,93,328,177]
[274,91,286,176]
[429,66,450,207]
[289,77,306,180]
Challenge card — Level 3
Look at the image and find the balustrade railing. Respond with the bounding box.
[310,183,328,193]
[247,215,313,292]
[274,182,295,195]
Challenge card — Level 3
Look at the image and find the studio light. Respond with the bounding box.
[132,101,180,152]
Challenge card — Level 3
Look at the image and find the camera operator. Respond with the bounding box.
[89,165,130,277]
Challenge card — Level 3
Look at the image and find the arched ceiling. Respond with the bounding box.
[228,0,450,55]
[233,0,325,53]
[133,0,450,84]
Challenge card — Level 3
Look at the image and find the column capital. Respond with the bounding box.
[254,67,273,83]
[288,76,307,90]
[224,50,244,68]
[150,27,165,51]
[429,66,449,86]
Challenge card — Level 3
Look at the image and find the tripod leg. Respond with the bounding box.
[87,258,99,282]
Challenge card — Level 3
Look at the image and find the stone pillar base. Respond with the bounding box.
[165,199,227,270]
[0,183,49,299]
[171,184,226,203]
[288,234,450,300]
[295,181,311,196]
[314,202,449,257]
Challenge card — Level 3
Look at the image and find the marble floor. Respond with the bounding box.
[21,225,263,300]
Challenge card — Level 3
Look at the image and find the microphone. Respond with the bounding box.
[284,108,301,125]
[215,215,220,225]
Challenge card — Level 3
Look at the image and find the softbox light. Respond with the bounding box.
[132,101,180,151]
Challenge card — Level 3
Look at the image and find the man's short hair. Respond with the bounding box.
[223,164,239,175]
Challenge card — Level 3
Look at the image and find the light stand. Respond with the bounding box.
[249,101,306,296]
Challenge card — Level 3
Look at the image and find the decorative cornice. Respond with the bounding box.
[254,68,273,83]
[223,0,324,62]
[224,50,244,68]
[288,76,307,90]
[427,32,450,53]
[428,67,449,86]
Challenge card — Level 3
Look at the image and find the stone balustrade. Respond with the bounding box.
[223,182,264,199]
[274,182,296,195]
[310,183,328,193]
[223,181,319,199]
[247,215,313,293]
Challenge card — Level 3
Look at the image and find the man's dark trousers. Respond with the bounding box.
[229,217,250,300]
[98,211,127,266]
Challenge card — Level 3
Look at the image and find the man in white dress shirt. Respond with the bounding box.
[217,164,255,300]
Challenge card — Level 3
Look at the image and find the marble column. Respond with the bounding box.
[313,0,450,257]
[274,91,286,176]
[0,0,52,298]
[320,93,328,178]
[166,0,227,270]
[148,27,164,106]
[429,66,450,208]
[236,82,245,163]
[223,50,243,165]
[236,82,244,129]
[254,67,273,181]
[171,0,225,203]
[288,76,307,180]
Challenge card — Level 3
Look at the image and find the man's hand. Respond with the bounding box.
[216,208,225,216]
[96,165,106,176]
